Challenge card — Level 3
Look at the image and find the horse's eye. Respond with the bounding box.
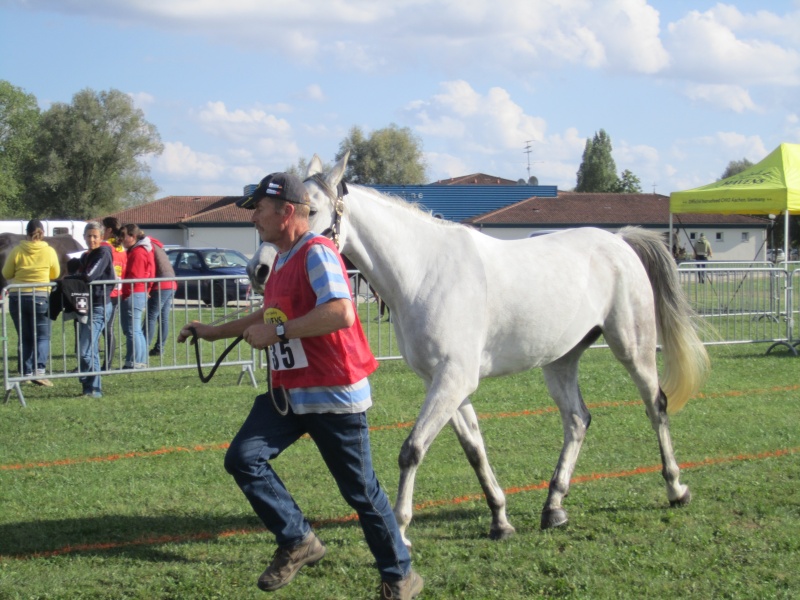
[309,210,318,217]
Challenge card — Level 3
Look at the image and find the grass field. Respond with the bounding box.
[1,343,798,599]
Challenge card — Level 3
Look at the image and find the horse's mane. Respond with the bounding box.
[351,184,465,230]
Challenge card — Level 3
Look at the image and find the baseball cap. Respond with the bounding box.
[236,172,309,209]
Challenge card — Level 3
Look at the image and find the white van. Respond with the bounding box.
[0,219,87,249]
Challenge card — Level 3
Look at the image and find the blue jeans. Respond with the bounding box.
[8,292,51,376]
[120,292,147,367]
[102,296,120,370]
[146,288,175,351]
[77,300,112,394]
[224,395,411,581]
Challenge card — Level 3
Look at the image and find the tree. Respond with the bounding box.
[285,156,331,179]
[335,124,426,184]
[720,158,754,180]
[0,81,40,217]
[575,129,642,193]
[613,169,643,193]
[575,129,618,192]
[22,88,163,219]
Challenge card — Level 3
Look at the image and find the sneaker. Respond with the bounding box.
[257,532,326,592]
[32,379,53,387]
[82,391,103,398]
[148,347,161,356]
[380,570,424,600]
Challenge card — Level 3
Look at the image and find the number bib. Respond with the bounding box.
[264,307,308,371]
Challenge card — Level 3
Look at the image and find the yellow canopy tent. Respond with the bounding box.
[670,142,800,260]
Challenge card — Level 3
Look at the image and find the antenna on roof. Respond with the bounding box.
[652,182,657,194]
[524,140,534,180]
[523,140,543,182]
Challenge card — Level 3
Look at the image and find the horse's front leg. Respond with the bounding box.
[394,372,476,547]
[449,399,515,540]
[540,359,592,529]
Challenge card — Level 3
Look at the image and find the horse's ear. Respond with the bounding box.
[327,151,349,188]
[307,154,323,178]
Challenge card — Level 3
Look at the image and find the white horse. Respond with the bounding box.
[248,153,710,546]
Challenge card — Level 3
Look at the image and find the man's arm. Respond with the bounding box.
[178,306,266,345]
[242,297,354,350]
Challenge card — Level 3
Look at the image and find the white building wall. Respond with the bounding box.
[184,226,262,258]
[472,225,767,262]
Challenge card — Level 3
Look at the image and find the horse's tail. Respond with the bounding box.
[617,226,710,414]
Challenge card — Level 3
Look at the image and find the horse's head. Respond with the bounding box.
[303,151,350,251]
[246,242,277,293]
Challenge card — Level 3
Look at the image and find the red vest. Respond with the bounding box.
[101,239,128,298]
[263,236,377,389]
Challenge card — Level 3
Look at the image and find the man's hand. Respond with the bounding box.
[178,321,211,345]
[243,323,276,350]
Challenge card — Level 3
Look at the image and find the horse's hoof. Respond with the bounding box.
[540,508,568,530]
[489,524,516,541]
[669,488,692,508]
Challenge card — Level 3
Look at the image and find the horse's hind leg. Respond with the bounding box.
[449,399,515,540]
[646,388,690,506]
[605,333,691,508]
[540,351,592,529]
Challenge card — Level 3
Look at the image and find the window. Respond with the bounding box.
[716,232,724,242]
[741,232,749,242]
[689,232,696,241]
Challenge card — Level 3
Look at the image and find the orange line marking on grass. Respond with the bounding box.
[2,383,797,472]
[0,442,231,471]
[2,446,796,561]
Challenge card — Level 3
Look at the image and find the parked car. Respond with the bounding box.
[166,247,251,307]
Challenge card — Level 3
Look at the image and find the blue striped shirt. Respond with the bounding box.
[273,232,373,415]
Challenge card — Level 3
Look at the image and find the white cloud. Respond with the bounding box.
[407,80,547,155]
[152,141,226,180]
[302,84,326,102]
[194,101,293,144]
[665,6,800,86]
[684,83,758,113]
[127,91,155,109]
[16,0,673,76]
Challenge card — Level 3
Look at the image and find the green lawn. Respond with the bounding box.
[1,343,798,598]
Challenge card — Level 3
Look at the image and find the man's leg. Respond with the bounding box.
[307,411,412,582]
[224,396,325,591]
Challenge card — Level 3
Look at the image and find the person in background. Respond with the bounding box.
[694,232,713,283]
[1,219,60,386]
[178,173,421,599]
[119,224,154,369]
[146,237,177,357]
[73,222,115,397]
[101,217,127,370]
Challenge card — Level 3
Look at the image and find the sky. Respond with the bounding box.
[1,0,799,200]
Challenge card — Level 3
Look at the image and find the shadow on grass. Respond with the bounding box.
[0,505,501,560]
[0,514,266,560]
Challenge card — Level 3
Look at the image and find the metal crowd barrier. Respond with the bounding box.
[2,271,403,407]
[2,275,261,407]
[5,264,799,406]
[676,266,793,353]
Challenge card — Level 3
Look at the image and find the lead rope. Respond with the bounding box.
[186,305,251,383]
[188,327,243,383]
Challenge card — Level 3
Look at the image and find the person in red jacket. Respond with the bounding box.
[101,217,128,370]
[146,237,177,357]
[119,224,154,368]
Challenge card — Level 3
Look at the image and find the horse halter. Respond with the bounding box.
[304,173,348,249]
